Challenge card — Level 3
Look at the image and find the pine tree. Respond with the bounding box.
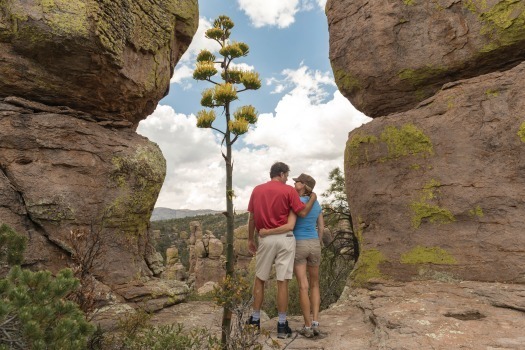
[0,224,94,349]
[193,15,261,347]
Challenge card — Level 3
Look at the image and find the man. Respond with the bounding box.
[246,162,317,339]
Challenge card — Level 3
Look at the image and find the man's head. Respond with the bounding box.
[270,162,290,183]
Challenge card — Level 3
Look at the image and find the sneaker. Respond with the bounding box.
[246,316,260,330]
[297,325,314,338]
[277,320,292,339]
[312,322,320,336]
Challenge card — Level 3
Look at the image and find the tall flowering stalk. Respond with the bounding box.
[193,15,261,347]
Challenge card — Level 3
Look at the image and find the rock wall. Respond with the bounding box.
[327,0,525,285]
[0,0,198,314]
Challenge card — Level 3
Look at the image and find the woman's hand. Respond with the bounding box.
[259,228,268,237]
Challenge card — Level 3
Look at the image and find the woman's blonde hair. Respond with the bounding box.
[304,184,313,196]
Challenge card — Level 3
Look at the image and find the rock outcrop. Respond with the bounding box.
[0,0,198,318]
[328,0,525,287]
[149,280,525,349]
[328,0,525,118]
[0,0,198,126]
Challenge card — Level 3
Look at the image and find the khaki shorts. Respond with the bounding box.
[294,239,321,266]
[255,232,296,281]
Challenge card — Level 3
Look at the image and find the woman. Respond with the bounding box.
[259,173,324,338]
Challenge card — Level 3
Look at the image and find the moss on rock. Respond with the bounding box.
[345,132,378,166]
[465,0,525,52]
[400,245,457,265]
[410,179,455,228]
[107,144,166,235]
[346,123,433,168]
[350,249,387,287]
[379,123,434,159]
[518,121,525,142]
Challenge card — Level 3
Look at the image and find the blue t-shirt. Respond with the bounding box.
[293,196,322,240]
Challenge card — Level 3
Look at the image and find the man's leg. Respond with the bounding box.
[294,263,312,327]
[276,279,289,314]
[253,276,265,311]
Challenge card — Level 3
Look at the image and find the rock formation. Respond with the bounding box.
[161,246,188,281]
[0,0,198,319]
[0,0,197,126]
[328,0,525,286]
[186,221,226,289]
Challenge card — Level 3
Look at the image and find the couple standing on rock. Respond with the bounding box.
[246,161,325,339]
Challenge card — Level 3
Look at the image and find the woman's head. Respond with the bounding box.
[292,173,316,196]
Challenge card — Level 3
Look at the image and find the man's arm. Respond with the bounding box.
[248,212,257,255]
[296,193,317,218]
[259,211,297,236]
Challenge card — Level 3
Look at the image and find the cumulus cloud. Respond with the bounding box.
[138,65,371,210]
[237,0,300,28]
[237,0,327,28]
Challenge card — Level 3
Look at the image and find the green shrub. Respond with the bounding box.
[0,224,94,350]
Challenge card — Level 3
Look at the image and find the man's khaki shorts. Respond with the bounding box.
[255,232,296,281]
[294,239,321,266]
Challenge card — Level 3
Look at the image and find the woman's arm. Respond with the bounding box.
[317,212,325,245]
[259,211,297,236]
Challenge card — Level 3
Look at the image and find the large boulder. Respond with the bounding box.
[0,97,166,283]
[0,0,198,126]
[344,62,525,285]
[327,0,525,118]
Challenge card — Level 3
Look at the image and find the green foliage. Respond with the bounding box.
[0,225,94,349]
[102,310,221,350]
[318,248,355,309]
[0,224,26,266]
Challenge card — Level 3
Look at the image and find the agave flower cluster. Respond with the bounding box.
[193,15,261,136]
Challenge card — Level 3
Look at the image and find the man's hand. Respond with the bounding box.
[248,238,257,255]
[259,229,268,237]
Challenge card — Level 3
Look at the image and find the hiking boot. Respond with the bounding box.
[246,316,260,330]
[297,325,314,338]
[277,320,292,339]
[312,322,320,336]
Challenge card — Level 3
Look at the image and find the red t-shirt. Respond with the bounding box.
[247,180,305,230]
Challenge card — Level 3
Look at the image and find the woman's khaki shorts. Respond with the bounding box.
[294,239,321,266]
[255,232,296,281]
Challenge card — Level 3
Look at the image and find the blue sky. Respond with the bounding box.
[137,0,371,210]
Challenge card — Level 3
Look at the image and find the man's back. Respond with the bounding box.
[248,181,304,230]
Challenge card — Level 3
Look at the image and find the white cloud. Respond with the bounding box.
[237,0,300,28]
[267,63,335,102]
[138,65,371,211]
[237,0,327,28]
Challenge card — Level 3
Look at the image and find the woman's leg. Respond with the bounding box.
[294,263,312,326]
[308,264,320,322]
